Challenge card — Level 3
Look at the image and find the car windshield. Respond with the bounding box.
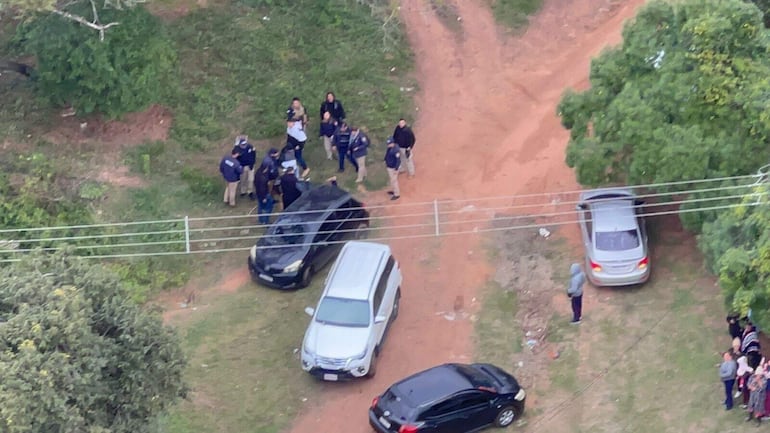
[315,297,370,327]
[264,223,306,246]
[595,230,640,251]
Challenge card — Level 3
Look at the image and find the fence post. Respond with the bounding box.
[433,199,440,236]
[184,216,191,254]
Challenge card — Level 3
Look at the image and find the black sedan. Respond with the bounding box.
[369,363,526,433]
[248,184,369,289]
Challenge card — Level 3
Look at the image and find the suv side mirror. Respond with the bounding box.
[374,315,387,324]
[304,307,315,317]
[634,199,645,206]
[576,203,587,211]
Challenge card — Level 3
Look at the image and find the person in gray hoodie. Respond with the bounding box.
[719,351,738,410]
[567,263,585,323]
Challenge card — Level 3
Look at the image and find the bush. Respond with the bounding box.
[181,166,220,196]
[17,5,177,118]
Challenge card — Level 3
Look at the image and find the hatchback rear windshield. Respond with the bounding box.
[595,230,640,251]
[315,297,370,327]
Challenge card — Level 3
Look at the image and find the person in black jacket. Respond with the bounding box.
[393,118,416,177]
[220,149,243,207]
[232,135,256,199]
[254,166,273,225]
[350,126,369,183]
[279,166,302,210]
[384,137,401,201]
[332,122,358,173]
[320,92,346,124]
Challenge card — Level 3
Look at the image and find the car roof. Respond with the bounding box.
[392,364,472,407]
[579,187,636,202]
[284,184,353,215]
[325,242,390,300]
[591,201,638,232]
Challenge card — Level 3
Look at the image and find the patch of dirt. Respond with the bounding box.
[285,0,646,432]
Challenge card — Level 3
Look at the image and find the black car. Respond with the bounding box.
[248,184,369,289]
[369,363,526,433]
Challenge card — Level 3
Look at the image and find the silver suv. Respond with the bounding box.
[301,241,402,381]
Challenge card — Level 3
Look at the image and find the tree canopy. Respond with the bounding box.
[558,0,770,190]
[0,252,187,432]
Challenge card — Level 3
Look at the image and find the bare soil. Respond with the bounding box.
[284,0,646,432]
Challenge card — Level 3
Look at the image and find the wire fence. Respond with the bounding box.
[0,172,768,262]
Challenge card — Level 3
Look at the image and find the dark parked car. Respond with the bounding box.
[248,184,369,289]
[369,363,526,433]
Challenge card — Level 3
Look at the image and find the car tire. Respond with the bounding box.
[299,266,313,288]
[366,352,377,378]
[354,222,369,240]
[494,406,516,428]
[392,288,401,320]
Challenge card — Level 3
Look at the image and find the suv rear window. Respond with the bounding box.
[595,230,639,251]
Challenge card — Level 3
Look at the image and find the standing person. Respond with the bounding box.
[219,149,242,207]
[350,126,369,183]
[719,351,738,410]
[319,111,336,160]
[319,92,346,123]
[254,166,273,225]
[279,166,302,210]
[727,313,745,340]
[384,137,401,201]
[738,355,754,408]
[287,119,310,178]
[747,365,767,424]
[332,122,358,173]
[286,97,308,130]
[233,135,256,199]
[260,148,280,196]
[567,263,585,324]
[742,323,762,369]
[392,118,416,177]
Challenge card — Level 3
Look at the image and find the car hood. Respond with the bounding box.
[591,244,645,263]
[304,321,370,359]
[254,244,306,270]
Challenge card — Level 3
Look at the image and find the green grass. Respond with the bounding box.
[159,273,325,433]
[474,280,522,364]
[488,0,544,30]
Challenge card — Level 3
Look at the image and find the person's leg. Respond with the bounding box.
[388,168,400,197]
[405,150,415,176]
[223,182,229,204]
[355,156,367,182]
[246,167,255,195]
[347,152,359,172]
[295,148,308,170]
[726,379,735,409]
[337,147,346,171]
[227,182,238,206]
[240,166,252,195]
[571,296,582,322]
[576,295,582,320]
[323,136,333,160]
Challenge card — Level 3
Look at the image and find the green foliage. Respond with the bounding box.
[0,251,187,433]
[125,140,167,176]
[488,0,543,29]
[110,258,190,303]
[699,186,770,328]
[180,167,220,196]
[16,4,177,118]
[559,0,770,193]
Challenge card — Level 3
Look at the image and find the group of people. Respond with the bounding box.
[218,92,418,222]
[718,314,770,423]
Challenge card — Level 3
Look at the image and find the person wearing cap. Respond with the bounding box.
[287,119,310,178]
[319,111,337,160]
[332,122,358,173]
[219,149,243,207]
[319,92,346,124]
[384,137,400,201]
[254,165,273,225]
[232,135,256,199]
[286,97,308,130]
[350,126,369,183]
[392,118,416,177]
[279,166,302,210]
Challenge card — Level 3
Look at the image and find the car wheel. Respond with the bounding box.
[366,352,377,378]
[299,266,313,288]
[391,288,401,320]
[354,222,369,240]
[494,406,516,428]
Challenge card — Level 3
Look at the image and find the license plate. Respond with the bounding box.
[323,373,338,381]
[378,417,391,429]
[259,273,274,282]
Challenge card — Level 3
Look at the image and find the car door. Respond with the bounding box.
[373,258,397,346]
[309,219,336,270]
[418,396,465,433]
[577,204,593,258]
[443,392,494,433]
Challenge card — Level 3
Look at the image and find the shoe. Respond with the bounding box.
[390,195,400,201]
[249,192,256,200]
[741,405,749,409]
[240,193,246,197]
[337,169,344,173]
[570,319,581,324]
[735,391,743,399]
[726,406,733,411]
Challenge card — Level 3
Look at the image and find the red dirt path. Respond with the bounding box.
[284,0,645,432]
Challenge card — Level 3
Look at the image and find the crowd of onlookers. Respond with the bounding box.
[218,92,417,223]
[719,314,770,423]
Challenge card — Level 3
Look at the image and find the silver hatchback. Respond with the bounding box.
[576,188,650,286]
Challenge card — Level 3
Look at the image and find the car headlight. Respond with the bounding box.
[283,260,303,273]
[514,388,526,401]
[346,350,367,365]
[249,245,257,260]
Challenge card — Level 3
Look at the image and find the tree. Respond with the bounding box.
[0,251,187,432]
[15,4,176,117]
[558,0,770,196]
[700,184,770,329]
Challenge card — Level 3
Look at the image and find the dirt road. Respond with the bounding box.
[285,0,645,432]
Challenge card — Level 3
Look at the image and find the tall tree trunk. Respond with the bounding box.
[0,60,33,77]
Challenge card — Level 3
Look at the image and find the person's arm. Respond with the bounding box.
[338,101,346,121]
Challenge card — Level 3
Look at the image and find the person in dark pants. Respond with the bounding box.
[332,122,358,173]
[567,263,585,323]
[260,148,281,197]
[319,92,346,124]
[287,119,310,178]
[219,149,243,207]
[254,167,273,225]
[279,166,302,210]
[727,313,745,340]
[392,118,416,177]
[720,351,738,410]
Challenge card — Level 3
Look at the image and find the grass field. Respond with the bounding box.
[488,0,544,29]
